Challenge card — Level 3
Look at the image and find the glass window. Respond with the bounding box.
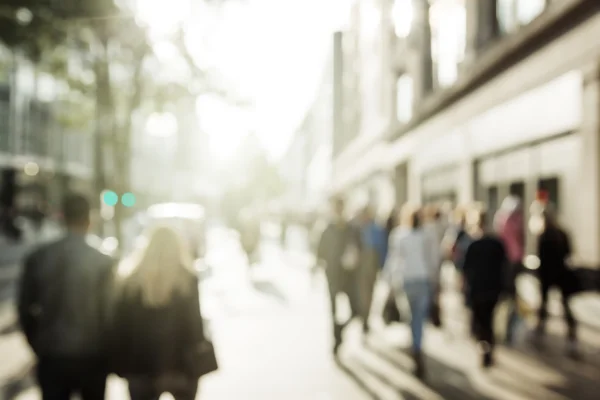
[517,0,545,25]
[538,177,559,210]
[430,0,466,87]
[497,0,517,34]
[497,0,546,34]
[396,74,413,123]
[392,0,413,38]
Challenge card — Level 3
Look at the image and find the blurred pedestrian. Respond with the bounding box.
[18,193,115,400]
[317,197,362,355]
[358,206,387,334]
[463,211,507,368]
[384,207,437,379]
[111,225,216,400]
[494,195,525,345]
[535,206,579,357]
[448,207,474,305]
[423,206,444,327]
[239,213,261,267]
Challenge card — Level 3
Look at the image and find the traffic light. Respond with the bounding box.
[121,192,136,207]
[102,190,119,207]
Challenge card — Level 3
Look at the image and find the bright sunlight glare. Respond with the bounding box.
[135,0,190,37]
[135,0,353,161]
[197,95,253,163]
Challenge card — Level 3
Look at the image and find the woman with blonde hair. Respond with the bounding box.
[111,225,216,400]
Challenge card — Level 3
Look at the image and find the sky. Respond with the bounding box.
[136,0,352,163]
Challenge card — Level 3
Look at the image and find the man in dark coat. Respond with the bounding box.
[18,194,115,400]
[317,197,362,354]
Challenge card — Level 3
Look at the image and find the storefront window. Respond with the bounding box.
[430,0,466,87]
[497,0,546,35]
[392,0,413,38]
[538,177,559,210]
[396,74,413,123]
[517,0,545,25]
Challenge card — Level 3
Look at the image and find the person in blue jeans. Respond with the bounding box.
[384,207,437,379]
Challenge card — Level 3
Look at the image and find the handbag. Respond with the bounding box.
[186,339,218,377]
[429,286,442,328]
[382,291,401,325]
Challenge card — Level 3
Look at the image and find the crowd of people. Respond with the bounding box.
[315,195,579,379]
[12,190,582,399]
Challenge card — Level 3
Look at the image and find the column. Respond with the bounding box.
[408,0,433,106]
[464,0,498,67]
[457,160,474,205]
[578,60,600,267]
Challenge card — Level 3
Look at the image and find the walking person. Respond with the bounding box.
[448,207,473,306]
[494,195,525,345]
[358,206,387,334]
[384,207,437,378]
[17,194,115,400]
[535,206,579,357]
[423,206,444,327]
[463,211,507,368]
[111,225,216,400]
[317,197,362,355]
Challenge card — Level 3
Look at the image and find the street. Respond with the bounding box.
[2,225,600,399]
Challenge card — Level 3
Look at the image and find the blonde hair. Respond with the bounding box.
[118,225,195,308]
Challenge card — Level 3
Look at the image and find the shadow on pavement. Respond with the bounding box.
[250,278,288,305]
[364,343,493,400]
[334,357,383,400]
[500,332,600,400]
[0,367,36,400]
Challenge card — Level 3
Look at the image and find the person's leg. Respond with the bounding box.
[36,358,72,400]
[360,255,378,333]
[536,278,551,334]
[479,297,498,367]
[79,372,108,400]
[344,269,362,320]
[128,378,161,400]
[327,274,342,353]
[560,284,579,357]
[172,379,199,400]
[404,281,431,377]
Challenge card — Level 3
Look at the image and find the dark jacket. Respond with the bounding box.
[538,227,571,283]
[110,268,205,378]
[18,233,115,358]
[317,220,362,280]
[463,234,507,299]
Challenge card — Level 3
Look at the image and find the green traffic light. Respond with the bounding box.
[102,190,118,206]
[121,192,136,207]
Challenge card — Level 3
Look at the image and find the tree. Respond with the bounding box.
[1,0,248,241]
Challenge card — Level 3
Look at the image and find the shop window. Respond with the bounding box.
[497,0,546,35]
[430,0,466,87]
[538,177,559,210]
[509,181,525,200]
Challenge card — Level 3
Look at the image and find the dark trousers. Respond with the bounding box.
[538,277,577,340]
[471,294,500,351]
[327,268,360,345]
[128,376,198,400]
[37,357,107,400]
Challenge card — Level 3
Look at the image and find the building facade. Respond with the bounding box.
[0,44,94,217]
[333,0,600,267]
[279,36,337,216]
[332,0,397,217]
